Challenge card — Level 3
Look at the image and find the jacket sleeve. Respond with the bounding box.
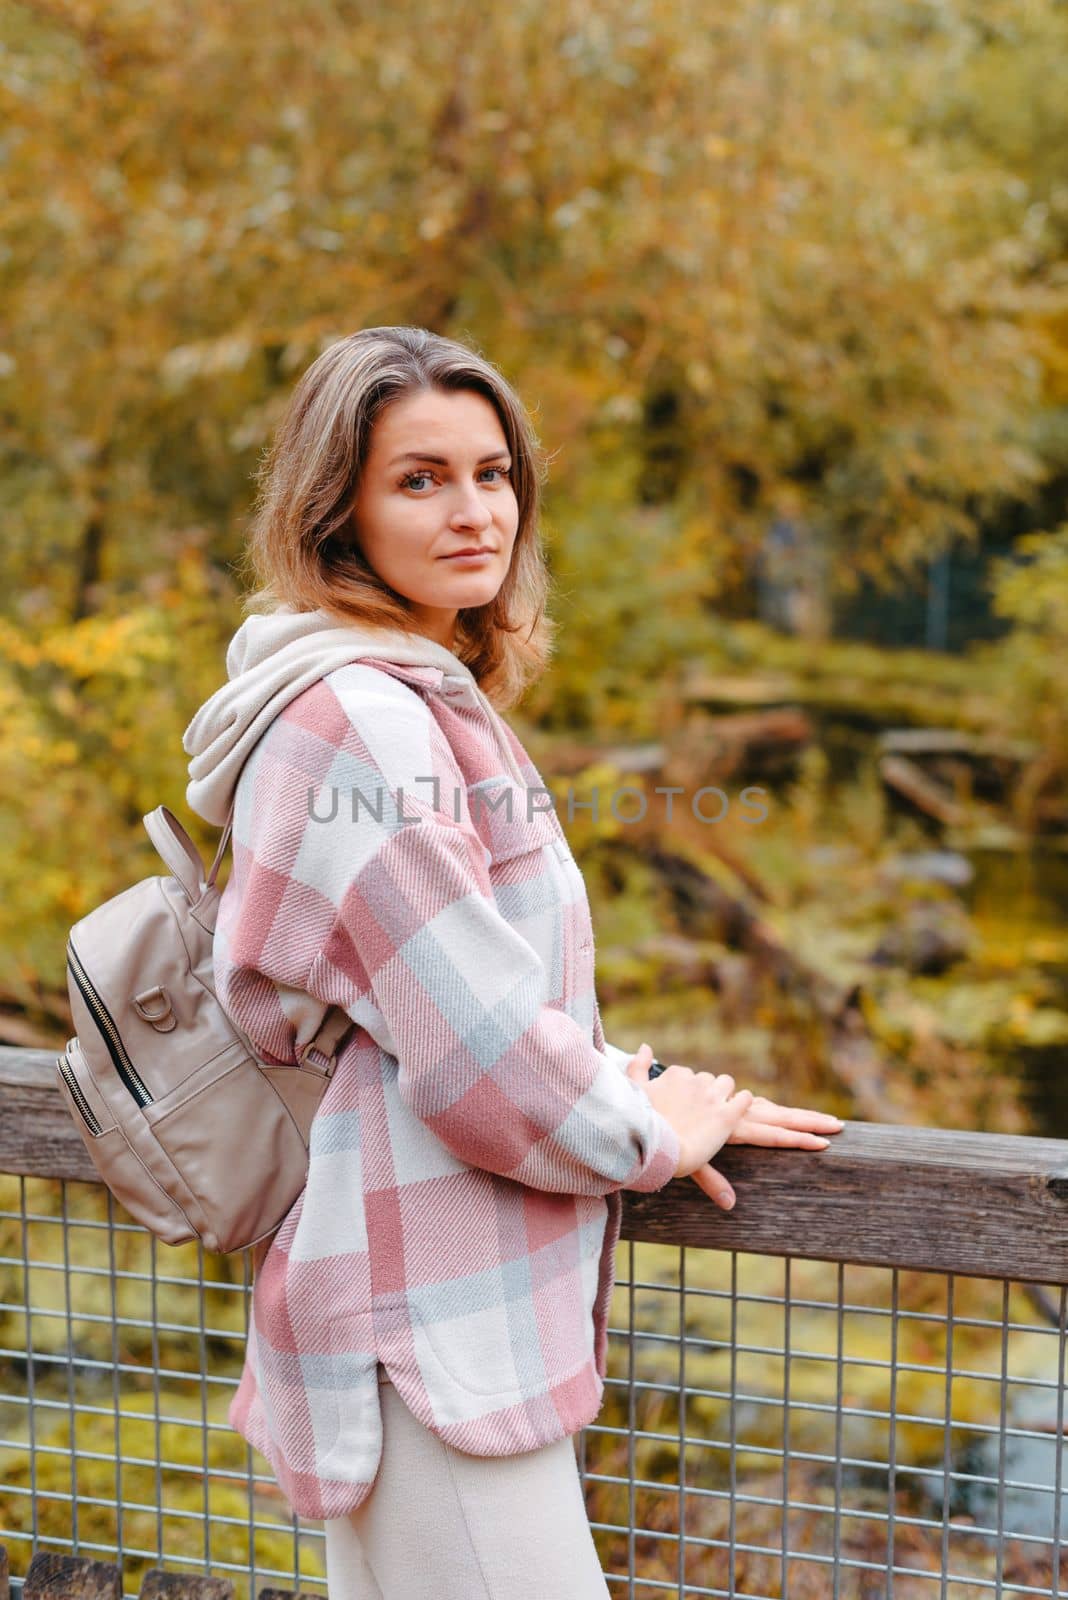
[601,1039,637,1075]
[318,812,680,1197]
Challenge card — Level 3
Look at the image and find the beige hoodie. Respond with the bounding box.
[182,603,526,827]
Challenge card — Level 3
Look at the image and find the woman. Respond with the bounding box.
[182,327,842,1598]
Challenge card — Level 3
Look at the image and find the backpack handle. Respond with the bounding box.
[143,805,232,903]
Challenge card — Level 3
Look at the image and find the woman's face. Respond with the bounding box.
[349,386,520,649]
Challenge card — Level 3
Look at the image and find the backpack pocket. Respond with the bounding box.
[55,1040,197,1243]
[79,1125,197,1244]
[56,1037,116,1138]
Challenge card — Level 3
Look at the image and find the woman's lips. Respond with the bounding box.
[440,550,495,564]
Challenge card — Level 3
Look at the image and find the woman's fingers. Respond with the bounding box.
[746,1097,845,1131]
[623,1043,655,1084]
[726,1123,831,1148]
[687,1092,753,1207]
[726,1094,845,1147]
[690,1162,736,1209]
[692,1090,835,1206]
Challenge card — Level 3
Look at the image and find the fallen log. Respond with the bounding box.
[537,707,811,786]
[879,753,968,826]
[534,739,666,778]
[669,707,813,783]
[876,728,1037,762]
[608,841,896,1121]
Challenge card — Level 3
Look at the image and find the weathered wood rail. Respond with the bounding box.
[1,1548,314,1600]
[3,1046,1068,1285]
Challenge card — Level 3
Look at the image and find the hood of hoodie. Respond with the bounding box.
[181,604,527,827]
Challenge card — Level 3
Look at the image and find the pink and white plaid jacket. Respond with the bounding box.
[182,607,681,1520]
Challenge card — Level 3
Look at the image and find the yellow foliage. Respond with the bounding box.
[0,564,237,1004]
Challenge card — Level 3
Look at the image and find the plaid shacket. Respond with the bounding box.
[201,643,680,1520]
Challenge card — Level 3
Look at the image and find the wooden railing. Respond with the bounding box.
[2,1047,1066,1282]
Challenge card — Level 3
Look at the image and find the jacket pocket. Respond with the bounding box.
[409,1297,524,1399]
[466,777,560,864]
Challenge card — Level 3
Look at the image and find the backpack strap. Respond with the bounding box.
[206,802,234,889]
[207,799,354,1074]
[147,799,353,1073]
[298,1008,356,1078]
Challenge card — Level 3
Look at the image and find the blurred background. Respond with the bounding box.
[4,0,1067,1139]
[1,1,1067,1580]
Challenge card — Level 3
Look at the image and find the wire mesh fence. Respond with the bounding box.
[0,1168,1064,1599]
[592,1242,1065,1597]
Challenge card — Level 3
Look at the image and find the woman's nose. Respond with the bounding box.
[450,484,494,525]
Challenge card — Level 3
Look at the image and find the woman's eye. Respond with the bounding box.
[400,466,511,492]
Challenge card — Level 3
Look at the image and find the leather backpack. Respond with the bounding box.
[55,803,353,1255]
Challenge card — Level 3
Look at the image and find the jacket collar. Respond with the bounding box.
[183,605,526,827]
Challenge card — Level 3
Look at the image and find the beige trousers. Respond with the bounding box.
[322,1369,612,1600]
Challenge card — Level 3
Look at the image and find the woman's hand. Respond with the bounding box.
[625,1045,754,1208]
[625,1046,844,1211]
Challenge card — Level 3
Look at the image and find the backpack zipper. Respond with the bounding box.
[66,940,154,1108]
[56,1049,104,1136]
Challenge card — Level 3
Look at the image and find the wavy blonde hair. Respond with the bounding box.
[236,326,555,709]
